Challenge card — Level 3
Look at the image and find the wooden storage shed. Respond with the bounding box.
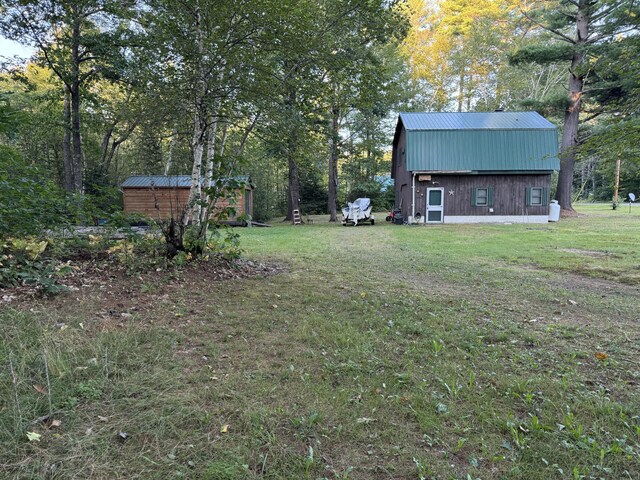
[121,175,253,224]
[391,112,560,224]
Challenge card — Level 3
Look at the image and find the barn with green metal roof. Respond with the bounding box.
[391,112,560,224]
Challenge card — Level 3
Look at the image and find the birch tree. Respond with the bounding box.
[139,0,277,252]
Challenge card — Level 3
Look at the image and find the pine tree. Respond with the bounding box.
[511,0,640,212]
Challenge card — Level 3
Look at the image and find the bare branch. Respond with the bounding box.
[520,8,577,44]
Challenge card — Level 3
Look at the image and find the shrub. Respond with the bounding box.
[206,227,242,261]
[0,238,70,294]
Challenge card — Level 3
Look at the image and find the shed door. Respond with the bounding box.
[245,190,251,217]
[426,188,444,223]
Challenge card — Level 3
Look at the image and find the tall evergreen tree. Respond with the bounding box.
[511,0,640,212]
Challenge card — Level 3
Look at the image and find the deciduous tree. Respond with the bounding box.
[0,0,137,192]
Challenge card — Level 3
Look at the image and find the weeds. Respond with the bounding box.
[432,339,444,356]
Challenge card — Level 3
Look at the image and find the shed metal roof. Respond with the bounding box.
[121,175,251,188]
[399,111,556,131]
[394,112,559,172]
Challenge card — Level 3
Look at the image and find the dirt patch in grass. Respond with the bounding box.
[560,208,581,217]
[548,268,640,296]
[560,248,619,257]
[1,257,286,313]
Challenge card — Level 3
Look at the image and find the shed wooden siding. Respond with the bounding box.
[402,174,551,219]
[123,187,251,220]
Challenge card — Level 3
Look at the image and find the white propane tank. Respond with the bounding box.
[549,200,560,222]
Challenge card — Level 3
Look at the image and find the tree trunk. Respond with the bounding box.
[70,82,83,192]
[200,110,219,224]
[205,112,219,187]
[105,122,137,178]
[556,71,583,210]
[98,124,115,180]
[186,111,206,226]
[62,90,73,191]
[70,10,83,192]
[288,148,301,221]
[164,127,178,175]
[218,121,228,157]
[183,5,207,228]
[458,71,464,112]
[366,126,371,180]
[285,84,301,222]
[613,157,621,203]
[328,105,339,222]
[555,5,588,212]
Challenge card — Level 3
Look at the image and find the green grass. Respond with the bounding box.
[1,204,639,479]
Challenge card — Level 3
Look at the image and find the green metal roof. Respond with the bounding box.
[397,112,560,172]
[121,175,252,188]
[400,111,557,130]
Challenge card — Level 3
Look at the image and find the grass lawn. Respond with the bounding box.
[1,203,639,479]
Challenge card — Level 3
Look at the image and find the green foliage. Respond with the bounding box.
[0,146,67,237]
[300,174,328,215]
[0,92,26,136]
[170,178,247,258]
[346,179,394,210]
[206,227,243,261]
[0,238,69,293]
[575,118,640,202]
[509,44,574,66]
[74,379,104,401]
[507,0,640,208]
[83,184,124,217]
[518,94,570,117]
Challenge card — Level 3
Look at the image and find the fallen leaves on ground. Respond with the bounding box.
[32,385,47,395]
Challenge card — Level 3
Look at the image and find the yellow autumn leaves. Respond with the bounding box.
[397,0,526,110]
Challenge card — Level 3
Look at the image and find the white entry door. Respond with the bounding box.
[426,188,444,223]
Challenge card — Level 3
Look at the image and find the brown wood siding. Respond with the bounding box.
[413,174,551,217]
[392,127,412,216]
[123,187,252,221]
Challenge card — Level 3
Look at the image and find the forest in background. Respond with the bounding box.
[1,0,639,228]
